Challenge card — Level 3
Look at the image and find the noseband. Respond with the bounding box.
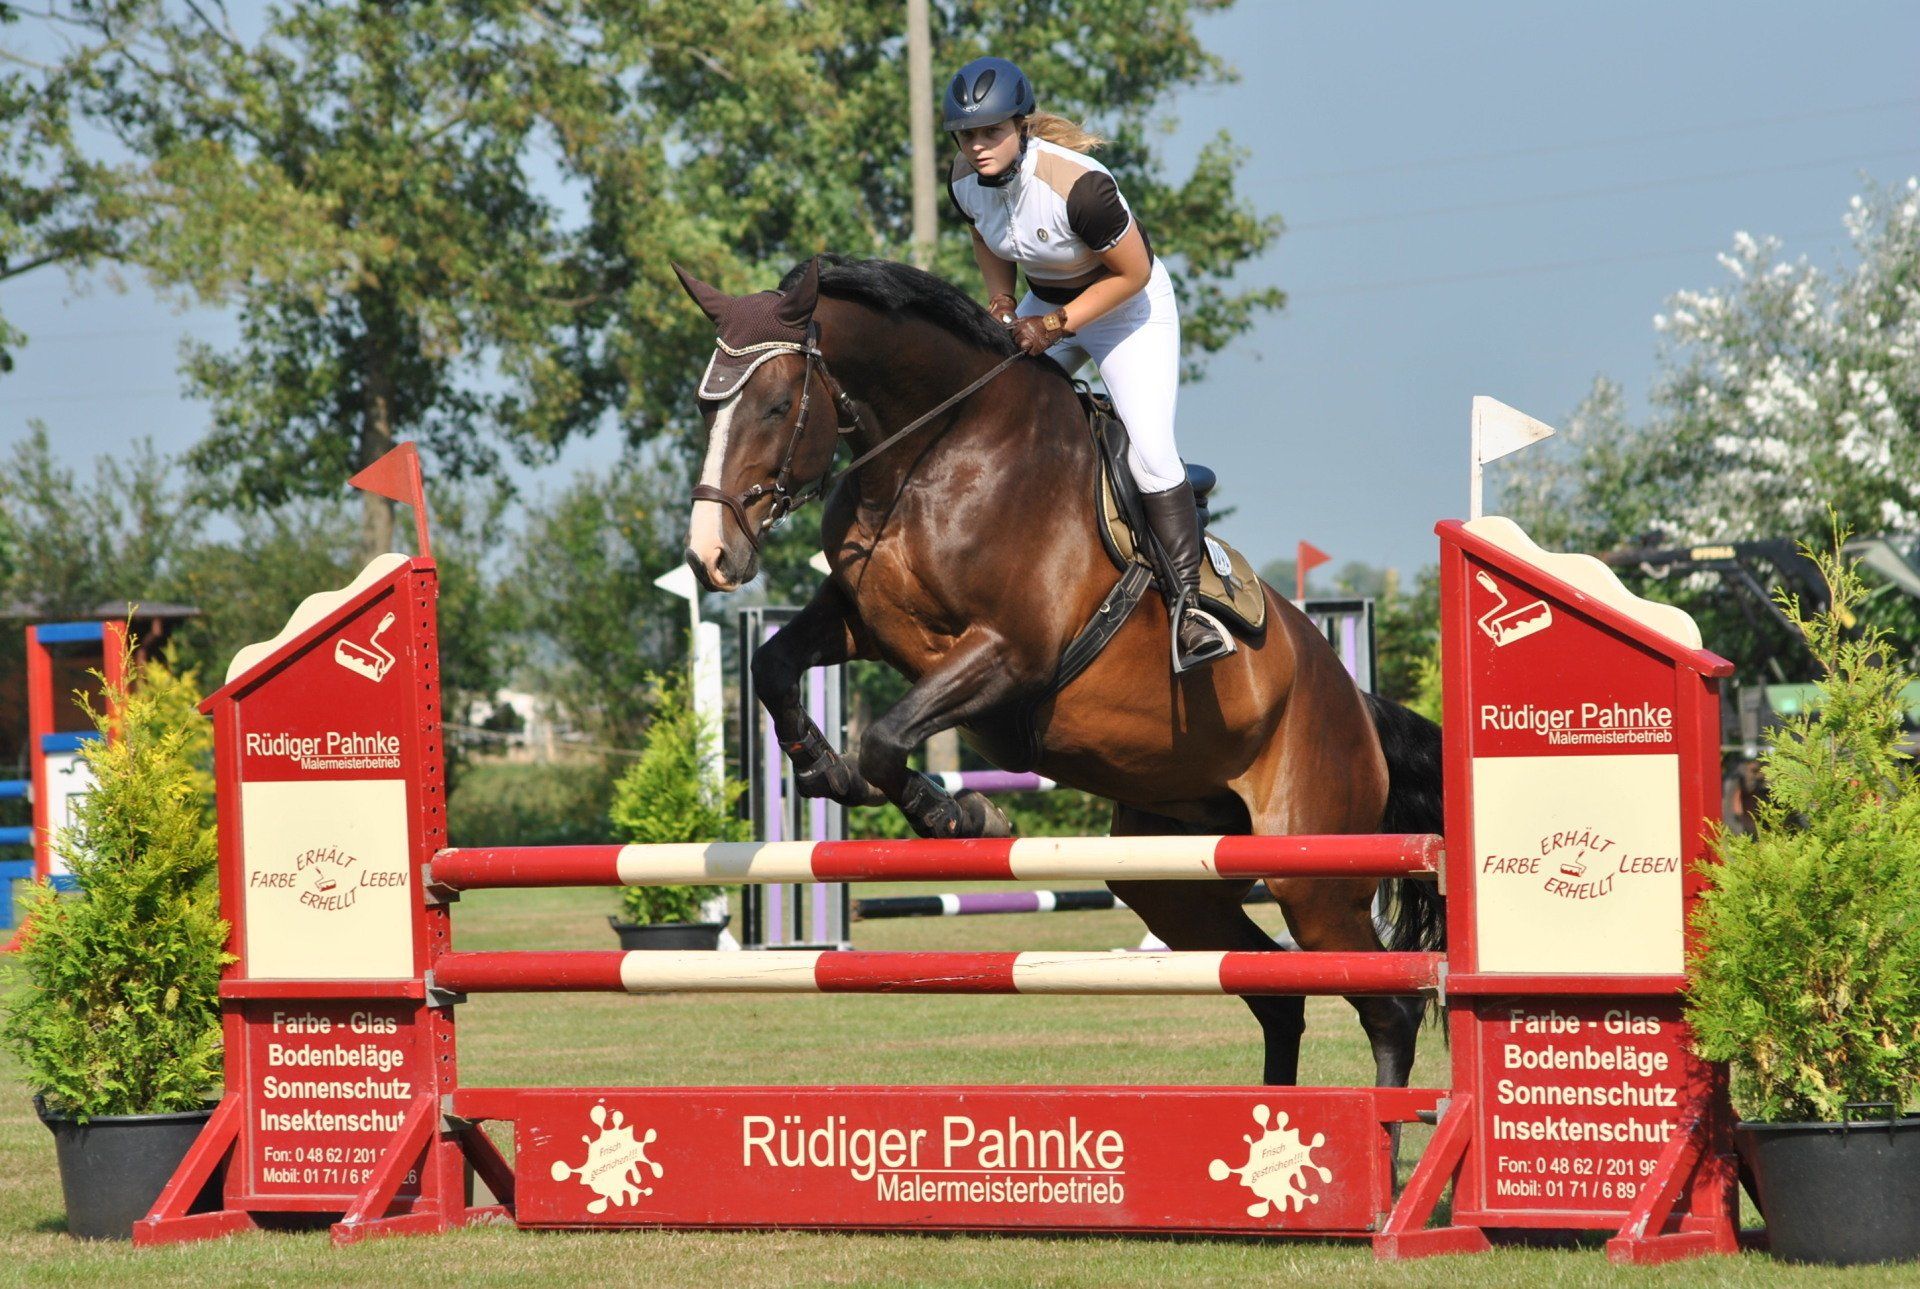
[689,322,860,553]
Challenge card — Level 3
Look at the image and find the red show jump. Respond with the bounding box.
[136,446,1741,1265]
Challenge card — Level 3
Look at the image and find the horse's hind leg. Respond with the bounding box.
[752,582,883,807]
[1265,876,1423,1089]
[1106,805,1308,1086]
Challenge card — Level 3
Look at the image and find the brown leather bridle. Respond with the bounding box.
[689,322,858,553]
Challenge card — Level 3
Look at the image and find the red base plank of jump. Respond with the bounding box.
[463,1086,1440,1235]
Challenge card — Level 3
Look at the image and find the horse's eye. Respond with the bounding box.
[767,400,791,419]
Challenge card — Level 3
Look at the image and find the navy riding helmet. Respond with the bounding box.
[941,56,1035,132]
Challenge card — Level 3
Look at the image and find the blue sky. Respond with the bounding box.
[5,1,1917,580]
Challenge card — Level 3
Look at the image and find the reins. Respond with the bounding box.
[794,351,1022,509]
[692,324,1022,550]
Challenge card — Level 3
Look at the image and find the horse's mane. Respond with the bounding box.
[780,254,1019,358]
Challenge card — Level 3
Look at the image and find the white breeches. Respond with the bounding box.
[1018,257,1186,494]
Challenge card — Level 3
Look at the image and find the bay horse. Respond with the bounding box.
[674,254,1444,1088]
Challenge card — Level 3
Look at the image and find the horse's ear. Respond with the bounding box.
[672,263,733,325]
[777,257,820,328]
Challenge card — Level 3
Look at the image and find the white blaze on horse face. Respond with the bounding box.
[689,391,741,585]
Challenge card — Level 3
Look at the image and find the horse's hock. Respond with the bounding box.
[135,501,1739,1262]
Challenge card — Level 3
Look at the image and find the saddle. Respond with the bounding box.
[1044,391,1267,697]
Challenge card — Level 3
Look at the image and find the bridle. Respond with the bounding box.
[689,321,1020,552]
[688,322,860,552]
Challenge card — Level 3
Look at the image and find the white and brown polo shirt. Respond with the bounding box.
[948,136,1155,306]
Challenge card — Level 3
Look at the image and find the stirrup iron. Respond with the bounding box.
[1169,592,1236,674]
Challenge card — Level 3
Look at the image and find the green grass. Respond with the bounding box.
[0,885,1898,1285]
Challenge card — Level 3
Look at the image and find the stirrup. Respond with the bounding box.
[1170,598,1236,674]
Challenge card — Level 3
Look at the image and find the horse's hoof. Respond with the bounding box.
[954,790,1015,839]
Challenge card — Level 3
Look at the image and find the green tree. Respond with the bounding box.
[0,2,126,374]
[1689,538,1920,1121]
[0,429,512,757]
[16,2,1282,556]
[1257,556,1301,597]
[1503,178,1920,554]
[1,643,226,1117]
[1374,565,1440,711]
[32,2,639,555]
[510,454,692,750]
[608,668,748,924]
[0,427,201,619]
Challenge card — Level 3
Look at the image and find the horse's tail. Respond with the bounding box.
[1364,692,1447,956]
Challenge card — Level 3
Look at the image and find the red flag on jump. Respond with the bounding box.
[348,442,432,559]
[1295,540,1331,600]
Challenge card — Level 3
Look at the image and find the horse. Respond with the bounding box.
[673,254,1444,1088]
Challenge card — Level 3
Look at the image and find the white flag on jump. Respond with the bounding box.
[1470,396,1557,519]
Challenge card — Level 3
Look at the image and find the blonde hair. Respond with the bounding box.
[1023,111,1106,154]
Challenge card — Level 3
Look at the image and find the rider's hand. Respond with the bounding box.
[986,293,1020,325]
[1009,309,1071,356]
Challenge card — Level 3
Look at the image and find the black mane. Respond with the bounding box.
[780,255,1019,357]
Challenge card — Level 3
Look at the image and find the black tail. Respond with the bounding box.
[1365,692,1447,956]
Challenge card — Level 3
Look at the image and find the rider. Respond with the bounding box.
[942,55,1234,674]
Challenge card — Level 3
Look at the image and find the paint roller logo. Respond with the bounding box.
[334,611,397,682]
[1474,570,1552,648]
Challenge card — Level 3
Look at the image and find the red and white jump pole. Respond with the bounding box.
[429,832,1443,889]
[431,948,1444,997]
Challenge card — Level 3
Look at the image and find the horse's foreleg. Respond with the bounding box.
[751,583,884,807]
[858,631,1023,839]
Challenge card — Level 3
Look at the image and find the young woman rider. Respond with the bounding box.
[942,55,1232,674]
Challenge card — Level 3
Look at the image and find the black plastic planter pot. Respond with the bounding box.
[608,917,727,950]
[36,1098,213,1240]
[1738,1112,1920,1265]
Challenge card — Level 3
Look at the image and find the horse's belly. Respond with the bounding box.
[956,713,1040,773]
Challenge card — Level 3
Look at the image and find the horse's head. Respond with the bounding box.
[673,258,843,591]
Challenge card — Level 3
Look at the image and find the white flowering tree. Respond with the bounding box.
[1504,177,1920,551]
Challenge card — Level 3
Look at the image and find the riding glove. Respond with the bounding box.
[1010,309,1071,356]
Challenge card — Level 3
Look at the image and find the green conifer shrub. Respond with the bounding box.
[1,641,228,1118]
[1688,539,1920,1122]
[609,670,748,925]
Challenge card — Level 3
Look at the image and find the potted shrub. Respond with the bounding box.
[1688,540,1920,1265]
[606,669,749,950]
[2,642,227,1239]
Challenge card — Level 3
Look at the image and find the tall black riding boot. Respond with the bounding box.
[1140,481,1236,674]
